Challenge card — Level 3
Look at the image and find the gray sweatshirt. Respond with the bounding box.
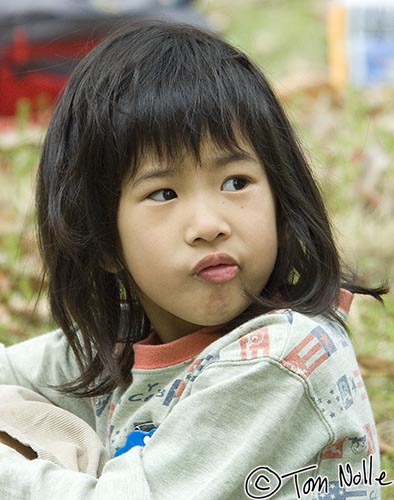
[0,291,384,499]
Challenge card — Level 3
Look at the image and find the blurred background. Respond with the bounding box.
[0,0,393,490]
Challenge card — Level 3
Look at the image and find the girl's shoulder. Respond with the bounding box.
[197,294,374,432]
[213,306,351,366]
[205,290,356,383]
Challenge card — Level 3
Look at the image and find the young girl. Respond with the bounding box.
[0,20,388,500]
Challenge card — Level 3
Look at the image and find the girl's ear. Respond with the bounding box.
[100,256,122,274]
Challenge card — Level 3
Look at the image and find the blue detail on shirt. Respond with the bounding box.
[114,428,157,457]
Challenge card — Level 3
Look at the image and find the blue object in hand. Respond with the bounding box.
[114,428,157,457]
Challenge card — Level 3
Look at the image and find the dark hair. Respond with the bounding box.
[36,20,387,397]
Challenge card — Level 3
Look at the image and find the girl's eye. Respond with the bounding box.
[222,177,249,191]
[148,188,177,202]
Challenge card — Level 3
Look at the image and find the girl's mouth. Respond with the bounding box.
[196,264,240,284]
[192,253,240,284]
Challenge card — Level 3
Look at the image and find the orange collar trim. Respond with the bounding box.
[132,326,225,370]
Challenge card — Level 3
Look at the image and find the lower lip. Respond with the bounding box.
[196,264,239,284]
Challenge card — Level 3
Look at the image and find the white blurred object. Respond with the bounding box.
[328,0,394,87]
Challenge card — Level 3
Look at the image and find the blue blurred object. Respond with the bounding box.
[114,428,157,457]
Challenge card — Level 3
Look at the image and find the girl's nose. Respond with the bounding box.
[184,203,232,245]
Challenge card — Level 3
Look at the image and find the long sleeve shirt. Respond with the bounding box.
[0,292,384,499]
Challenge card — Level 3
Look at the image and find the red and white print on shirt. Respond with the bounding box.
[318,481,369,499]
[239,327,270,360]
[353,369,368,401]
[281,326,337,380]
[321,438,346,459]
[321,425,375,460]
[363,423,376,455]
[163,353,219,407]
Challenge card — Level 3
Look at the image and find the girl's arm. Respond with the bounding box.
[0,432,37,460]
[0,330,95,428]
[0,358,321,500]
[0,349,381,499]
[0,384,108,474]
[0,312,382,499]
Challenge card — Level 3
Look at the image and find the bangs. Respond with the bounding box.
[81,22,265,175]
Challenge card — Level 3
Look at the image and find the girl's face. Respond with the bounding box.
[117,138,277,343]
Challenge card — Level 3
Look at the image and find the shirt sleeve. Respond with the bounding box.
[0,330,95,428]
[0,358,335,500]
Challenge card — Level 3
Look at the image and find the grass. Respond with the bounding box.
[0,0,393,494]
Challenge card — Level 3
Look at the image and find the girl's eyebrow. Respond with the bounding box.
[132,150,258,188]
[132,167,179,188]
[213,150,258,167]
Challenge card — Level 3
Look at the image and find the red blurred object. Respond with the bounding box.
[0,27,99,116]
[0,1,206,118]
